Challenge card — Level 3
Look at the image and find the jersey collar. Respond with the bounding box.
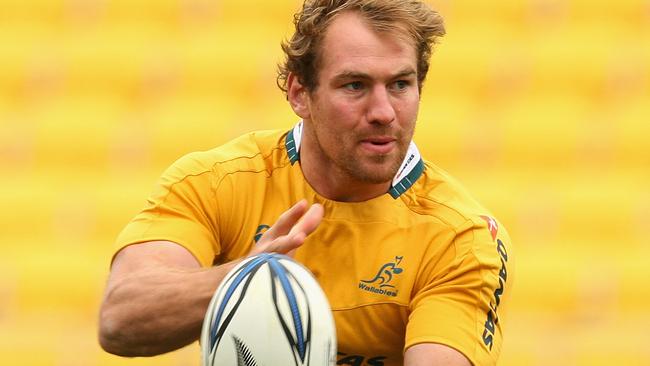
[285,121,425,199]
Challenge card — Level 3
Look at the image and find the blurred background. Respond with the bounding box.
[0,0,649,365]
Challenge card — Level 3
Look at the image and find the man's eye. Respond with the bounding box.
[344,82,363,91]
[393,80,411,90]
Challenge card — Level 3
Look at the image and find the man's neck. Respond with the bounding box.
[299,149,391,202]
[285,120,424,202]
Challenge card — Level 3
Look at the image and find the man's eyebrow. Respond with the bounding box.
[332,69,417,82]
[332,71,372,82]
[393,69,417,79]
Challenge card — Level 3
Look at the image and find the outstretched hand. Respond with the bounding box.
[249,200,324,257]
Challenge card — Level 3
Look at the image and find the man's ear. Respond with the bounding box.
[287,73,310,119]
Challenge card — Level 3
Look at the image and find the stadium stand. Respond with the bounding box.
[0,0,648,365]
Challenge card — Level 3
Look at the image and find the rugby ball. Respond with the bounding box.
[200,253,337,366]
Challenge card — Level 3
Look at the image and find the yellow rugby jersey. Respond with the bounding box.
[116,123,514,366]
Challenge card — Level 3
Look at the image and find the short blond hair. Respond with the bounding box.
[277,0,446,95]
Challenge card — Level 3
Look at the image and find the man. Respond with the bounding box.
[99,1,513,365]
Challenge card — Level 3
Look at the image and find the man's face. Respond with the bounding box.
[300,11,420,185]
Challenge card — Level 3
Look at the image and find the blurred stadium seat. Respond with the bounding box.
[1,0,648,365]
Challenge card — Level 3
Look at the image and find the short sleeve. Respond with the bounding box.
[114,152,221,267]
[405,218,514,366]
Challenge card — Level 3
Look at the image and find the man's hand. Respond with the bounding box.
[250,199,324,257]
[99,200,323,356]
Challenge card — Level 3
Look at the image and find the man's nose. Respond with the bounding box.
[366,86,396,125]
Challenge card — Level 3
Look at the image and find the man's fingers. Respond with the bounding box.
[254,232,306,256]
[273,203,323,257]
[252,201,324,257]
[261,200,308,241]
[288,203,324,238]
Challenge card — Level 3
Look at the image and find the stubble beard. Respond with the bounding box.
[307,119,412,186]
[338,139,409,185]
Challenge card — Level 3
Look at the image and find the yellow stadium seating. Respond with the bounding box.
[568,0,650,24]
[1,0,649,365]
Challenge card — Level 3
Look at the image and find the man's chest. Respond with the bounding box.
[218,204,446,365]
[293,220,434,366]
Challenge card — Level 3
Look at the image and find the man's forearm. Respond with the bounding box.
[98,202,320,357]
[99,263,236,356]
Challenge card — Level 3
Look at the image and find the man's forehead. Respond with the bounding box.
[320,46,418,79]
[319,16,416,63]
[322,12,416,51]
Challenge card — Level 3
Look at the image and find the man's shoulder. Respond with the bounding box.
[203,128,289,167]
[166,129,291,180]
[402,161,495,230]
[402,161,513,273]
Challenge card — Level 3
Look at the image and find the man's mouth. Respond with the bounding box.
[360,137,397,154]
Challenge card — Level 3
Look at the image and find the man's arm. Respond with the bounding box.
[98,200,323,356]
[404,343,472,366]
[98,241,233,356]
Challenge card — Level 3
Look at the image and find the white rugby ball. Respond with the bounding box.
[200,253,337,366]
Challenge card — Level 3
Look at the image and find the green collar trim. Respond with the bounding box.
[285,121,424,199]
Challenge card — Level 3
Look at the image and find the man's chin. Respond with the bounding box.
[350,160,402,185]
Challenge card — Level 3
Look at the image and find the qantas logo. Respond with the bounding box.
[480,215,499,241]
[479,215,509,351]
